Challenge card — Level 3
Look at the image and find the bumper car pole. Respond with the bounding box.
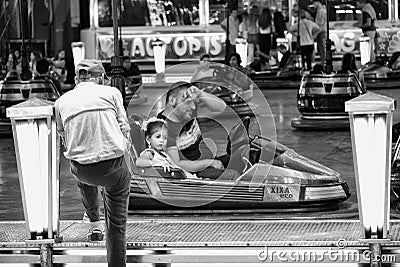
[110,0,126,102]
[225,1,231,63]
[325,0,333,74]
[19,0,31,81]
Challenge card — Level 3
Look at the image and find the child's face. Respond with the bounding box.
[230,56,239,68]
[147,126,168,151]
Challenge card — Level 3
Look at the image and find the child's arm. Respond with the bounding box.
[135,150,155,168]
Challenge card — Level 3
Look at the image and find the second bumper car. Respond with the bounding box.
[361,61,400,90]
[250,69,303,90]
[291,73,366,130]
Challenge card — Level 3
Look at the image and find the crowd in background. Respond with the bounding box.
[219,0,400,75]
[220,1,328,72]
[0,48,72,84]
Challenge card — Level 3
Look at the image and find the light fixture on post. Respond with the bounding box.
[345,92,395,267]
[71,41,85,68]
[151,38,166,75]
[6,98,62,264]
[235,36,248,67]
[359,35,371,65]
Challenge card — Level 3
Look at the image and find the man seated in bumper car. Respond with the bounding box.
[157,82,241,180]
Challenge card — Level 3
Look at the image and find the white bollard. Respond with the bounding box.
[7,98,61,242]
[359,35,371,66]
[346,92,395,239]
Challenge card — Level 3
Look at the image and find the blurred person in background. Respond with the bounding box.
[29,50,42,76]
[6,53,21,74]
[313,0,327,64]
[244,6,260,64]
[221,8,240,55]
[122,56,142,95]
[357,0,377,62]
[337,52,365,87]
[259,7,272,57]
[272,8,287,49]
[35,58,62,95]
[289,10,320,70]
[51,49,67,83]
[191,53,214,81]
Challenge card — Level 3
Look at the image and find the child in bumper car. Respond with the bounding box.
[136,117,198,179]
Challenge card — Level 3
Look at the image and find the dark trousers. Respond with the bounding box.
[195,154,241,180]
[316,31,327,64]
[301,45,315,70]
[259,33,272,56]
[71,156,130,267]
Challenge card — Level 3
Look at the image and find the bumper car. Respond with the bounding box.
[361,55,400,90]
[291,73,366,130]
[127,115,351,212]
[250,69,303,90]
[0,79,60,136]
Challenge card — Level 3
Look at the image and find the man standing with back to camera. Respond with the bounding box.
[55,59,131,267]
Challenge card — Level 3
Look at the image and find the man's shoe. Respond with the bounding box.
[87,228,104,242]
[87,221,105,242]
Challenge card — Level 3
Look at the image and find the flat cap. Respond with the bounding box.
[75,59,105,77]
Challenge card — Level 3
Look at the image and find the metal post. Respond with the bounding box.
[225,1,230,63]
[325,0,333,74]
[19,0,31,81]
[111,0,125,102]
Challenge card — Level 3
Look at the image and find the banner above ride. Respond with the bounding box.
[82,26,400,63]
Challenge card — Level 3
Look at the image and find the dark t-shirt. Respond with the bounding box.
[34,75,62,95]
[279,51,291,69]
[123,64,141,84]
[362,11,376,32]
[158,112,213,161]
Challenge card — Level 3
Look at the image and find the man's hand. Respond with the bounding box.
[183,85,203,100]
[210,159,224,170]
[182,86,204,105]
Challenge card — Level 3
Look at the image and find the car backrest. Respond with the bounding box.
[299,73,366,96]
[129,113,146,156]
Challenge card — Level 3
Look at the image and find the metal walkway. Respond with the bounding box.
[1,220,400,264]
